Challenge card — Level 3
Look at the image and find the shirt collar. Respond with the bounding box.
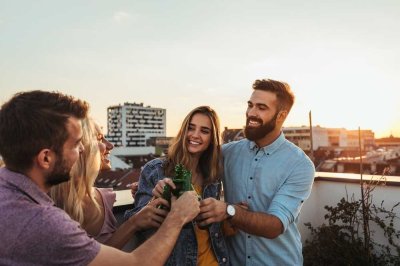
[248,132,286,155]
[0,167,55,206]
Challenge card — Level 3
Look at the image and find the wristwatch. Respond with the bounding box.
[226,204,236,219]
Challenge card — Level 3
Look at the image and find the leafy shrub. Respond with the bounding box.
[303,195,400,265]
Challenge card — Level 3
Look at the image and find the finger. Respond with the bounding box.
[237,202,249,210]
[155,180,167,190]
[239,201,249,207]
[147,196,156,204]
[152,185,164,197]
[152,214,166,224]
[199,203,215,213]
[197,210,215,220]
[156,181,166,191]
[127,182,138,188]
[150,206,169,217]
[144,219,159,229]
[152,220,163,228]
[198,217,214,227]
[170,194,177,204]
[151,222,161,228]
[154,209,169,217]
[199,197,214,206]
[150,197,169,207]
[163,177,176,189]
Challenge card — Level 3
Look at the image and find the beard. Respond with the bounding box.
[45,156,71,186]
[245,112,278,142]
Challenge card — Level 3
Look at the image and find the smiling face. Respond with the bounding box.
[186,113,212,157]
[95,123,114,171]
[245,90,284,146]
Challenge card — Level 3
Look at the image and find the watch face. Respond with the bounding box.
[227,205,235,216]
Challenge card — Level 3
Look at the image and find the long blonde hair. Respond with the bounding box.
[165,106,221,184]
[50,117,101,225]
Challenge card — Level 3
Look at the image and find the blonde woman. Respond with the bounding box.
[51,117,169,249]
[127,106,229,266]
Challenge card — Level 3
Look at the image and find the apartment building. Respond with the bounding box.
[107,102,166,147]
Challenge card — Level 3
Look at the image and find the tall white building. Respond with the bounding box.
[107,102,166,148]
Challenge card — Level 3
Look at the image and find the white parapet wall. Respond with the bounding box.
[112,146,156,156]
[298,172,400,250]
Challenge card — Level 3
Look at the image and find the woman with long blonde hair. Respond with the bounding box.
[51,117,169,249]
[127,106,229,266]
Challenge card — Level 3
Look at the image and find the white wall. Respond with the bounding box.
[298,172,400,251]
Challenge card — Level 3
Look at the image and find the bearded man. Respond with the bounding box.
[196,79,315,265]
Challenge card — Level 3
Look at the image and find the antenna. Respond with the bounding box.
[309,111,314,162]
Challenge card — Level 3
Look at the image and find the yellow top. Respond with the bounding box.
[192,184,219,266]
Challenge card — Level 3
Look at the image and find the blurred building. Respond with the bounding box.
[284,126,375,152]
[375,135,400,148]
[222,126,375,152]
[221,127,245,143]
[107,102,166,147]
[95,168,140,191]
[147,136,173,156]
[106,102,166,165]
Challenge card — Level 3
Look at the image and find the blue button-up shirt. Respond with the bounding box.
[222,133,315,266]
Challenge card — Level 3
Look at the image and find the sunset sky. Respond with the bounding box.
[1,1,399,138]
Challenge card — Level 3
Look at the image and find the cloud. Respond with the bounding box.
[113,11,131,23]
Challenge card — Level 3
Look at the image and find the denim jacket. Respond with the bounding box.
[125,158,230,266]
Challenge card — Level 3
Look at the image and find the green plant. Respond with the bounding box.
[303,182,400,265]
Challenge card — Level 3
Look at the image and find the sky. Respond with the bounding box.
[1,0,399,138]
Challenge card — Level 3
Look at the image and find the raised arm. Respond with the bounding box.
[90,191,200,266]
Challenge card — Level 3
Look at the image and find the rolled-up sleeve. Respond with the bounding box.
[267,159,315,232]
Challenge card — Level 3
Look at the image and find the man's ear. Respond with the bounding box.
[277,110,288,123]
[36,149,54,170]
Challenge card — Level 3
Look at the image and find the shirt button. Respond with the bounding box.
[250,177,253,180]
[255,158,258,161]
[248,196,251,199]
[248,235,251,238]
[267,153,270,155]
[248,256,251,259]
[215,233,219,237]
[222,257,227,263]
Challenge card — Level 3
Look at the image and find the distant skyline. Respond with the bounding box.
[1,1,399,138]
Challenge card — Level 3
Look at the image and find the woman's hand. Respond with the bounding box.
[152,178,176,198]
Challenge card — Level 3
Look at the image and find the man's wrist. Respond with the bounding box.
[166,208,187,227]
[226,203,236,220]
[127,214,140,232]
